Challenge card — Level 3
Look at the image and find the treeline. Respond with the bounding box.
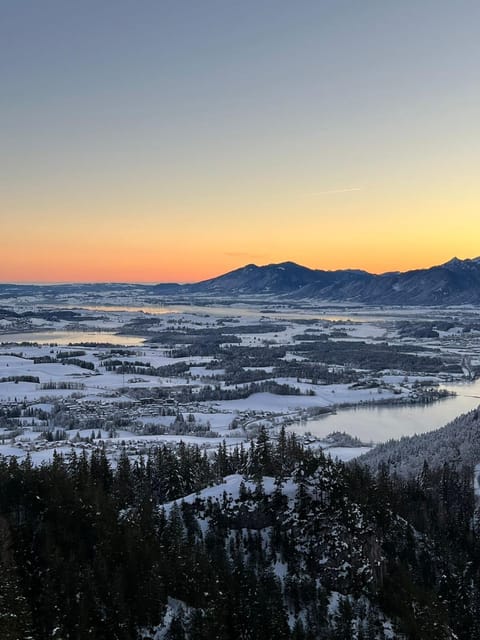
[0,375,39,384]
[214,361,356,386]
[33,355,95,370]
[103,360,190,377]
[291,338,461,374]
[273,361,357,385]
[209,345,288,369]
[181,380,311,402]
[56,350,87,359]
[39,381,86,390]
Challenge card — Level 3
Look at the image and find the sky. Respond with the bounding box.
[1,0,479,283]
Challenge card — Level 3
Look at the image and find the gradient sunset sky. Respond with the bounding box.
[2,1,479,283]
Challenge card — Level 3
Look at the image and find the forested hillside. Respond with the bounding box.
[359,406,480,477]
[1,429,479,639]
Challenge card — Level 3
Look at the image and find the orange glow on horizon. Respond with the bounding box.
[2,2,479,286]
[3,177,479,284]
[3,248,478,284]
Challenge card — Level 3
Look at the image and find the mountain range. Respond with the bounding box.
[2,256,480,306]
[153,256,480,305]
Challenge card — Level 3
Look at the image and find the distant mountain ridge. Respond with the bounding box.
[2,256,480,305]
[153,256,480,305]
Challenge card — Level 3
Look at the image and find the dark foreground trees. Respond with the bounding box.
[0,431,478,639]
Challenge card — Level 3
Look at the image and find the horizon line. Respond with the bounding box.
[0,254,475,286]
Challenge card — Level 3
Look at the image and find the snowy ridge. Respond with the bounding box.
[144,457,454,639]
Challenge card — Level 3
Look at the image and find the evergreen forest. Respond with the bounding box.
[0,428,479,639]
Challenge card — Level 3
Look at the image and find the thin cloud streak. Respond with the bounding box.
[306,187,362,196]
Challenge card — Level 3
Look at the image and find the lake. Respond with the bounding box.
[0,330,145,346]
[289,378,480,443]
[72,302,392,323]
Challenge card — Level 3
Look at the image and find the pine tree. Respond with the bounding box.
[0,517,34,640]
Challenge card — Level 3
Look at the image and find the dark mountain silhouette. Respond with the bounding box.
[3,257,480,305]
[152,256,480,305]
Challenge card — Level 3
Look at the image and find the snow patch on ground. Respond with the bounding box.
[162,474,298,511]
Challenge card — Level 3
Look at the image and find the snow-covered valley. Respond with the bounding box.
[2,293,480,465]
